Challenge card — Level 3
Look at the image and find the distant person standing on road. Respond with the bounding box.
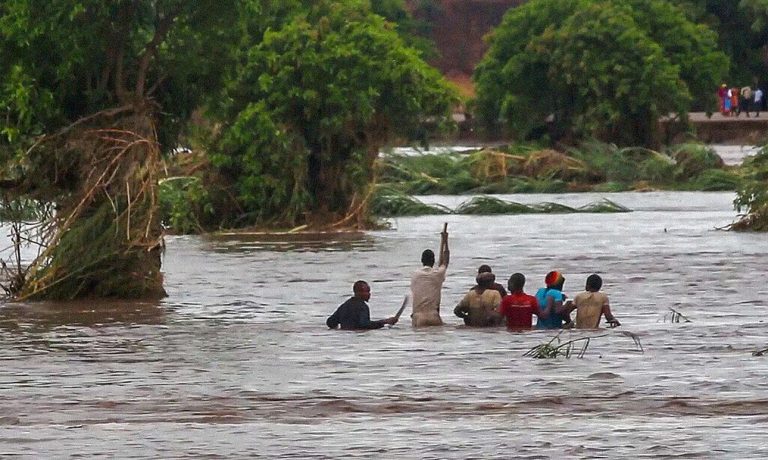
[718,84,728,115]
[755,88,764,117]
[739,86,752,117]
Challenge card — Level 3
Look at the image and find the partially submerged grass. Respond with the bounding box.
[524,330,644,359]
[454,196,539,215]
[378,141,741,195]
[372,190,631,217]
[453,196,629,215]
[370,188,450,216]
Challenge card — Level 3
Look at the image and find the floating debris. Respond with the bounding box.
[524,330,644,359]
[663,307,692,323]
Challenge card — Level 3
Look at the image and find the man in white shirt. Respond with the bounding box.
[410,229,450,327]
[754,88,764,117]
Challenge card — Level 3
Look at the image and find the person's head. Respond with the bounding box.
[585,274,602,292]
[477,264,492,274]
[473,271,495,295]
[545,271,565,290]
[508,273,526,292]
[353,280,371,301]
[476,271,495,288]
[421,249,435,267]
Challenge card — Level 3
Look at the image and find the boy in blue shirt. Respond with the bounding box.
[534,271,572,329]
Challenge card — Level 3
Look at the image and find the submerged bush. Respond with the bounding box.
[370,188,450,216]
[158,177,214,234]
[454,196,538,214]
[449,195,630,216]
[376,141,737,196]
[668,143,724,179]
[733,147,768,231]
[687,169,741,191]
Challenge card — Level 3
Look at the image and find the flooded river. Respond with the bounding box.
[2,191,768,459]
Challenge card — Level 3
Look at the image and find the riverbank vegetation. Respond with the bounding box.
[0,1,453,299]
[733,145,768,231]
[374,142,741,197]
[2,1,768,300]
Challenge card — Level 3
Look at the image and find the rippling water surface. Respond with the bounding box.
[2,191,768,459]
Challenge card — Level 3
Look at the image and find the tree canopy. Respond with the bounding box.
[208,0,456,227]
[0,0,243,299]
[473,0,728,146]
[0,1,455,298]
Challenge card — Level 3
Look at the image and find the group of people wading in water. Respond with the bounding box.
[326,227,620,331]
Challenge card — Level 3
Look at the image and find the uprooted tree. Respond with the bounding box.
[0,1,235,299]
[1,1,455,299]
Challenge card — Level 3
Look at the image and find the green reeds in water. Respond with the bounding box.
[454,196,537,215]
[372,191,631,217]
[370,189,450,216]
[524,330,644,359]
[454,196,630,215]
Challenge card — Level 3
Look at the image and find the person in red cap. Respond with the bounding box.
[534,271,571,329]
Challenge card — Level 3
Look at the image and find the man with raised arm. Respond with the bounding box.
[410,225,450,327]
[326,280,397,330]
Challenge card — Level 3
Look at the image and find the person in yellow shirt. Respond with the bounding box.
[571,274,620,329]
[453,271,502,327]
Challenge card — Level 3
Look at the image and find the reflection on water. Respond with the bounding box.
[204,230,377,253]
[2,191,768,458]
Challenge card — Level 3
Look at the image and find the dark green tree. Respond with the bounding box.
[474,0,728,146]
[209,0,456,226]
[0,0,237,299]
[673,0,768,88]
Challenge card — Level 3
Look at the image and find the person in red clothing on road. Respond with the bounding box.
[498,273,553,330]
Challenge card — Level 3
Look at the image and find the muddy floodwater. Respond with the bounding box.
[2,191,768,459]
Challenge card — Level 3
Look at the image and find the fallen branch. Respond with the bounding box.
[524,330,644,359]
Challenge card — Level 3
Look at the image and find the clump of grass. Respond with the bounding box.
[453,196,629,215]
[568,141,677,185]
[455,196,537,214]
[524,332,590,358]
[667,143,724,179]
[466,149,525,181]
[522,149,588,181]
[686,169,741,191]
[377,140,738,196]
[592,181,629,192]
[524,331,643,359]
[370,188,450,216]
[577,198,631,213]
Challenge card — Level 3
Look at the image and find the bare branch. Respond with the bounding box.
[135,4,184,97]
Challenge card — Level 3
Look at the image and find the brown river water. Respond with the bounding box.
[2,191,768,459]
